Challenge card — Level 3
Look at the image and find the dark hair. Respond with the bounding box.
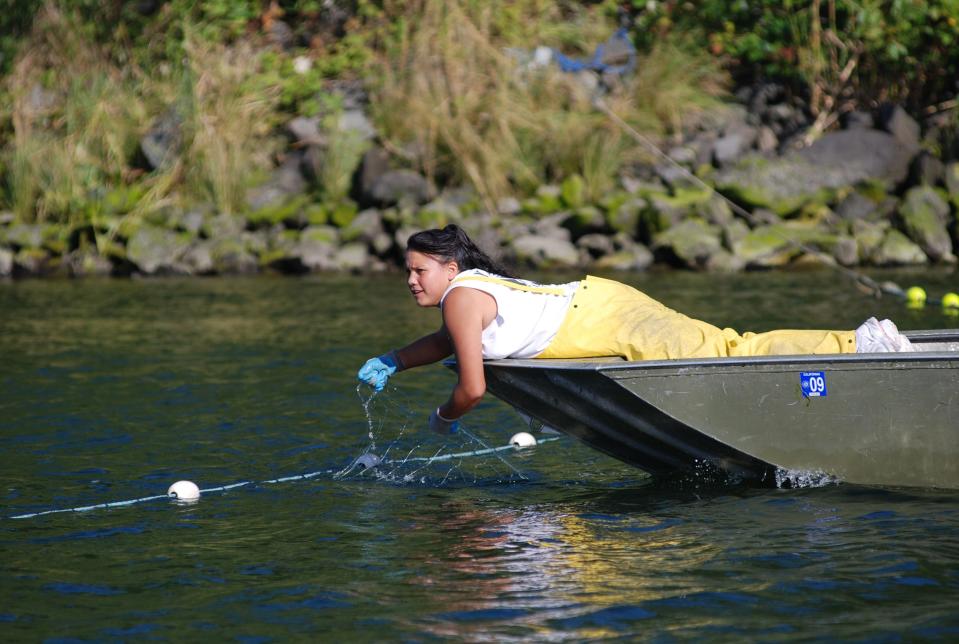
[406,224,515,277]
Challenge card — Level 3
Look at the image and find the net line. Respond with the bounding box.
[8,385,555,520]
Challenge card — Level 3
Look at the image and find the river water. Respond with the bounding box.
[2,268,958,640]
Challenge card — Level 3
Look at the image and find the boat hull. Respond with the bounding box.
[481,329,959,489]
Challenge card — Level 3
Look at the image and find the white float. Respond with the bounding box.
[509,432,537,448]
[167,480,201,501]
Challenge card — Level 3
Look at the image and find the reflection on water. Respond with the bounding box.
[1,269,958,640]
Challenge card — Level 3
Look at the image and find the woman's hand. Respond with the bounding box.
[357,351,402,391]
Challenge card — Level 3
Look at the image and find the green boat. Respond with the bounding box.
[481,329,959,489]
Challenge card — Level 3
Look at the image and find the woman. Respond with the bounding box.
[357,225,912,434]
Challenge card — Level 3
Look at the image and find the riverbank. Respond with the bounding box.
[2,2,958,279]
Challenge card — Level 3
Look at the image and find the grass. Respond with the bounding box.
[368,0,729,212]
[1,2,283,225]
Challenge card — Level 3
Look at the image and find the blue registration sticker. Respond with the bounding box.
[801,371,827,397]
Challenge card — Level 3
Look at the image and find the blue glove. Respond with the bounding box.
[357,351,402,392]
[429,408,459,435]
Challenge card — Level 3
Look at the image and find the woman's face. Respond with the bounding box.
[405,250,459,307]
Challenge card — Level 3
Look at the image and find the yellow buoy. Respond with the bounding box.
[905,286,927,308]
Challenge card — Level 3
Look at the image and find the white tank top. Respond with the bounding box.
[440,269,579,359]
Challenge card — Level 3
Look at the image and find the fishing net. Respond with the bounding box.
[333,386,539,486]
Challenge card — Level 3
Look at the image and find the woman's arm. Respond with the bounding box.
[394,328,454,369]
[436,287,492,419]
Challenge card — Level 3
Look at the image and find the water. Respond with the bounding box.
[2,268,958,640]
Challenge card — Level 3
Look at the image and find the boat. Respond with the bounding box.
[479,329,959,489]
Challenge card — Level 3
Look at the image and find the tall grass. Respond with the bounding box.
[368,0,728,211]
[1,1,281,225]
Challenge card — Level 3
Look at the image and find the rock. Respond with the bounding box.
[562,206,605,237]
[713,124,757,166]
[333,242,370,271]
[140,108,182,170]
[0,248,13,277]
[872,229,928,266]
[655,162,697,190]
[667,146,697,165]
[576,233,615,259]
[835,192,879,221]
[852,220,889,263]
[183,242,215,275]
[292,238,337,271]
[705,249,746,272]
[530,213,572,241]
[716,129,918,215]
[497,197,522,216]
[126,225,190,275]
[14,248,54,276]
[287,116,324,145]
[5,223,43,249]
[652,219,723,270]
[338,109,377,141]
[393,225,420,250]
[732,224,818,267]
[605,197,645,236]
[695,193,734,226]
[511,235,579,267]
[355,148,390,204]
[946,162,959,204]
[832,235,859,266]
[66,251,113,277]
[370,170,433,207]
[210,238,258,274]
[722,219,750,248]
[340,209,383,244]
[756,126,778,153]
[878,104,921,152]
[246,154,308,211]
[204,214,245,239]
[898,186,954,262]
[592,244,653,271]
[267,19,295,50]
[843,111,874,130]
[913,152,945,186]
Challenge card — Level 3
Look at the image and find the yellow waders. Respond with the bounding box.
[537,276,856,360]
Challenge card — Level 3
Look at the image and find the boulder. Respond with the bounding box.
[832,235,859,266]
[852,220,889,263]
[66,250,113,277]
[210,238,258,275]
[878,104,921,152]
[14,248,55,277]
[716,129,918,215]
[511,235,579,267]
[652,219,723,270]
[126,225,191,275]
[730,223,836,267]
[140,108,182,170]
[340,209,383,244]
[332,242,370,271]
[605,197,645,236]
[713,124,757,166]
[913,152,945,187]
[246,154,308,211]
[945,162,959,204]
[370,170,433,207]
[0,248,13,277]
[182,242,215,275]
[872,229,928,266]
[531,213,572,241]
[704,249,746,272]
[898,186,955,262]
[287,116,324,145]
[5,223,43,249]
[337,109,377,141]
[835,191,880,221]
[576,233,615,260]
[592,243,653,271]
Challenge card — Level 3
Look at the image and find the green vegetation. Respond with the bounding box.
[0,0,957,230]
